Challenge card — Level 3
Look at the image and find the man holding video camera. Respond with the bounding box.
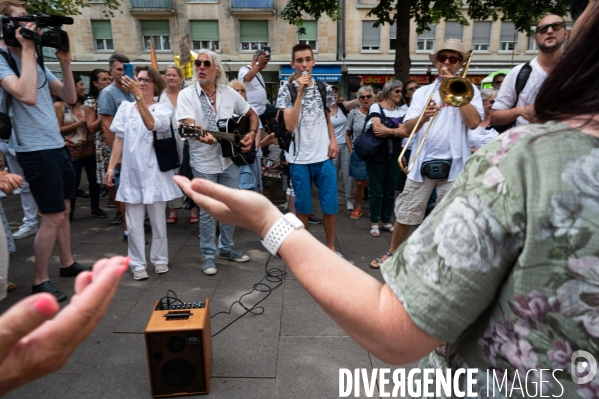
[0,0,89,302]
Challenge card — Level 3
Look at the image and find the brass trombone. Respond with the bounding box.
[399,52,475,174]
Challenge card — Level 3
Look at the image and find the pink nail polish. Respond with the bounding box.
[34,296,59,317]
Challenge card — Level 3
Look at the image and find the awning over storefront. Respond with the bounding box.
[280,65,342,82]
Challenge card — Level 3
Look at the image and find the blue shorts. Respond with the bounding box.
[17,147,76,214]
[289,160,338,215]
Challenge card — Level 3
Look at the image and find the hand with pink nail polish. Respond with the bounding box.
[0,256,129,396]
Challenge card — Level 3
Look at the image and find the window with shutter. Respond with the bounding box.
[417,24,436,51]
[92,20,114,51]
[500,22,517,51]
[191,20,220,51]
[240,20,269,51]
[141,20,171,51]
[472,22,491,51]
[362,21,380,51]
[298,21,318,51]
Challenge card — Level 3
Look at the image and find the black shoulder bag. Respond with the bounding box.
[153,122,180,172]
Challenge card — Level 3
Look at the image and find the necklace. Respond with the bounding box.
[203,89,216,105]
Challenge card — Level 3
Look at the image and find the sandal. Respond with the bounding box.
[350,209,362,220]
[370,225,380,237]
[381,223,394,233]
[166,215,177,224]
[370,251,393,269]
[190,215,199,223]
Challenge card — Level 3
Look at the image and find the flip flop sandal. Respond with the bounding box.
[370,225,380,237]
[369,251,393,269]
[382,223,394,233]
[166,215,177,224]
[190,215,199,223]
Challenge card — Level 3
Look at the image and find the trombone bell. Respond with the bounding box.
[439,77,475,107]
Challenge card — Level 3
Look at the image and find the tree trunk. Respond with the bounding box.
[394,0,411,84]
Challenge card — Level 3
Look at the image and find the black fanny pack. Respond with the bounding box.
[421,159,452,179]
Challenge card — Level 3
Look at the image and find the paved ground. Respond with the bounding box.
[1,179,418,399]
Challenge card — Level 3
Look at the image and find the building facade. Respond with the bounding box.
[54,0,570,98]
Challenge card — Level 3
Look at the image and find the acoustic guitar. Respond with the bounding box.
[178,115,256,166]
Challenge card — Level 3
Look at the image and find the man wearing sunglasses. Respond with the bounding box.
[177,49,259,276]
[491,15,568,127]
[377,39,484,268]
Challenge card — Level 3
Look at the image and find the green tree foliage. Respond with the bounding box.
[281,0,570,84]
[27,0,121,17]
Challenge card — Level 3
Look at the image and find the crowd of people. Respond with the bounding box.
[0,0,597,394]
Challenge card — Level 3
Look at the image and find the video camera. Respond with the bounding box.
[1,14,73,51]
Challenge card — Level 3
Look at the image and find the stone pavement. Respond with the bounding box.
[0,180,418,399]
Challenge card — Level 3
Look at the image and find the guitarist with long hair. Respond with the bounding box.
[177,49,259,276]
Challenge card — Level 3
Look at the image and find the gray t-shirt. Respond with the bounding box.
[0,51,62,153]
[97,83,134,117]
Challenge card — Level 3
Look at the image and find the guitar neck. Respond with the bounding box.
[181,126,236,142]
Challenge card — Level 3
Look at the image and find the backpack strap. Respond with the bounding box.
[316,81,329,116]
[513,61,532,107]
[0,49,20,78]
[287,82,298,106]
[338,101,348,116]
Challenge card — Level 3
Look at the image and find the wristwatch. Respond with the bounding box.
[261,213,304,257]
[135,93,143,101]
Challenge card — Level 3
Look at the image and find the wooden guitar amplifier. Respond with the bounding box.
[144,299,213,397]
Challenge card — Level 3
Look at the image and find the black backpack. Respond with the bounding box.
[0,49,20,140]
[489,62,532,133]
[275,81,328,152]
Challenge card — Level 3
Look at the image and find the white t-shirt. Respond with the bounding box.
[177,83,250,174]
[469,125,499,149]
[331,106,348,145]
[492,57,547,126]
[238,66,267,116]
[404,79,484,183]
[275,81,335,165]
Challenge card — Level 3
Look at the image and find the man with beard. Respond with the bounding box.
[491,15,568,127]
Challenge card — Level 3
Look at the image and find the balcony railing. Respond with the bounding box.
[231,0,274,9]
[129,0,173,10]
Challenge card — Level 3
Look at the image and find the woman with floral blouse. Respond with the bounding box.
[175,0,599,396]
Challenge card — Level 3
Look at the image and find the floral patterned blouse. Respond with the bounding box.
[382,122,599,398]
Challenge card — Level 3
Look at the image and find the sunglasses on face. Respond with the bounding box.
[406,86,417,92]
[235,89,246,93]
[194,60,212,68]
[393,89,403,94]
[138,78,153,84]
[536,22,565,34]
[359,95,373,100]
[437,54,462,64]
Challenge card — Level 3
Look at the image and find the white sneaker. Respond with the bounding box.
[346,201,355,211]
[13,224,38,240]
[12,188,21,195]
[133,269,149,280]
[0,191,6,199]
[155,264,169,274]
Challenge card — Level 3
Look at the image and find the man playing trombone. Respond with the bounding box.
[371,39,484,268]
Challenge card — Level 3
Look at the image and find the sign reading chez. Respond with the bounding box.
[362,75,396,85]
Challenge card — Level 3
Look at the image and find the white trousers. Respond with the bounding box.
[0,141,38,228]
[125,201,168,272]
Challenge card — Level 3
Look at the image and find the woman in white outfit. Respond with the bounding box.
[469,88,499,152]
[105,66,183,280]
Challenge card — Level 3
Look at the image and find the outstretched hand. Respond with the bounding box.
[174,176,281,238]
[0,256,129,397]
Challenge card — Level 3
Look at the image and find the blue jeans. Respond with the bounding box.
[192,163,240,259]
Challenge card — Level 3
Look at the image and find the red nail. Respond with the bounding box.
[34,296,59,317]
